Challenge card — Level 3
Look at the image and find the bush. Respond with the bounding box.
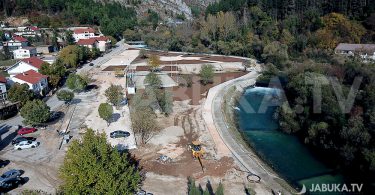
[98,103,113,126]
[57,90,74,103]
[66,74,88,92]
[199,64,214,85]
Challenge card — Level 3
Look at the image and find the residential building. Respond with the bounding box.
[0,76,7,101]
[12,70,48,94]
[13,47,37,59]
[14,26,41,37]
[335,43,375,61]
[6,57,45,77]
[3,36,29,52]
[94,36,111,52]
[73,28,96,42]
[36,45,56,54]
[77,38,98,50]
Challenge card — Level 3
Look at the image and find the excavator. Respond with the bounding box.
[190,141,205,172]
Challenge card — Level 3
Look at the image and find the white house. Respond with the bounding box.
[12,70,48,94]
[94,36,111,52]
[13,47,37,59]
[335,43,375,61]
[73,28,96,42]
[14,26,41,37]
[77,38,98,50]
[6,57,45,77]
[0,76,6,101]
[3,36,29,51]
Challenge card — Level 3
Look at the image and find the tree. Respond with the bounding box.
[157,90,173,116]
[147,54,161,70]
[98,103,113,126]
[105,84,124,106]
[215,182,224,195]
[57,90,74,104]
[20,99,51,125]
[188,177,201,195]
[262,41,289,69]
[58,45,84,68]
[199,64,214,85]
[66,73,88,92]
[7,83,34,105]
[130,103,158,145]
[59,129,141,194]
[39,61,66,89]
[144,72,162,89]
[65,30,75,45]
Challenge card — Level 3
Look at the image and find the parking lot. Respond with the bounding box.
[0,122,65,193]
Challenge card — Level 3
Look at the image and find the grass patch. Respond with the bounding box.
[0,59,17,67]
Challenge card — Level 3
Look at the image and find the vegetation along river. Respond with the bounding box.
[235,87,345,192]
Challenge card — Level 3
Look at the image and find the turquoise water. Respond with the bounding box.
[236,87,344,190]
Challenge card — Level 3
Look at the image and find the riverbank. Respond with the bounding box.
[202,67,296,194]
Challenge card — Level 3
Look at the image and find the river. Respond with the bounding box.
[235,87,344,191]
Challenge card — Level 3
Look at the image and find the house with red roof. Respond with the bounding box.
[93,36,111,52]
[6,57,46,77]
[11,70,48,94]
[77,38,99,50]
[73,27,96,42]
[2,35,29,52]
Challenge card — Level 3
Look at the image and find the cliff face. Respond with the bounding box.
[109,0,215,20]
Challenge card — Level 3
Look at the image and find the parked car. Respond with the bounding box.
[0,160,9,168]
[0,177,24,190]
[14,141,39,150]
[110,131,130,138]
[17,128,37,135]
[12,137,36,145]
[89,63,94,66]
[0,169,22,180]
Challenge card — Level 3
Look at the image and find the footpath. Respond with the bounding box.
[202,66,294,194]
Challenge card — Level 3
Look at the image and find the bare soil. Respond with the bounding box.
[171,72,247,105]
[102,65,127,71]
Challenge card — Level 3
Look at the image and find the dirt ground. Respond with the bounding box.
[171,72,247,105]
[132,101,253,195]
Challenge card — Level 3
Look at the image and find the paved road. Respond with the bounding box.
[0,40,127,135]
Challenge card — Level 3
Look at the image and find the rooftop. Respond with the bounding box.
[73,28,95,34]
[77,38,98,45]
[13,36,28,42]
[0,76,6,83]
[21,57,45,69]
[14,70,47,84]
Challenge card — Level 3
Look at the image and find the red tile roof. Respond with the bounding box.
[73,28,95,34]
[94,36,110,41]
[0,76,6,83]
[77,38,98,45]
[14,70,47,84]
[29,26,39,31]
[13,36,28,42]
[21,57,45,69]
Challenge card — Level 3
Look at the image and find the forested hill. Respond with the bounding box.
[206,0,375,20]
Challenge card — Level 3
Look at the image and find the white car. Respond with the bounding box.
[14,141,39,150]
